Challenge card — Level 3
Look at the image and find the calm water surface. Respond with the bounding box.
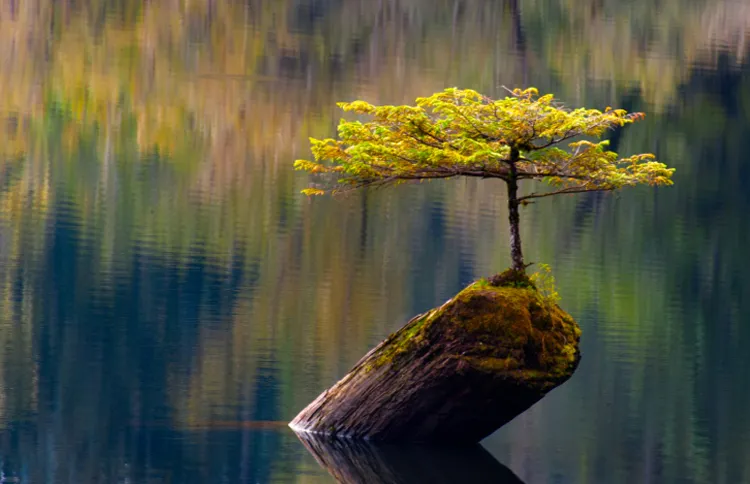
[0,1,749,482]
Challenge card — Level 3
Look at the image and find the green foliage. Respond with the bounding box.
[295,88,675,198]
[530,264,561,306]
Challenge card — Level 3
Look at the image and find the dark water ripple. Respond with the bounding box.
[0,1,748,483]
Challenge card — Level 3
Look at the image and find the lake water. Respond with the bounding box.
[0,1,748,482]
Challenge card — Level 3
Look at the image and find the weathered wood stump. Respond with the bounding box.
[296,433,525,483]
[290,275,581,443]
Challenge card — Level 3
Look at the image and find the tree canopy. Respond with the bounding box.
[296,88,674,272]
[295,88,673,197]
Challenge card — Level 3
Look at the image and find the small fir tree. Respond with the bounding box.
[295,88,674,273]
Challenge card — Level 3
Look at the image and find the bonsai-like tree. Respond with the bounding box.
[295,88,674,273]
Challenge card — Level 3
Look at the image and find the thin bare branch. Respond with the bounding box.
[518,186,615,201]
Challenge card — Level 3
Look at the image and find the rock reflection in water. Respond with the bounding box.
[295,432,524,484]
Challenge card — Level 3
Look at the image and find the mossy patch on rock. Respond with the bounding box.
[487,268,535,289]
[371,279,580,389]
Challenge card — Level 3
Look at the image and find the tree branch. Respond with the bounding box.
[528,127,579,150]
[404,133,443,150]
[516,171,588,180]
[411,121,460,151]
[525,117,615,151]
[518,186,614,201]
[337,168,509,192]
[446,104,497,142]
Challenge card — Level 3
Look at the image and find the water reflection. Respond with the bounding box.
[296,433,524,484]
[0,421,315,483]
[0,0,748,482]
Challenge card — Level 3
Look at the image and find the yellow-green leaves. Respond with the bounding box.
[294,159,326,173]
[530,264,561,306]
[301,188,326,196]
[296,88,675,197]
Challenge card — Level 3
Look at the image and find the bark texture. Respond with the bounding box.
[507,147,525,272]
[296,433,525,484]
[290,279,581,443]
[507,179,524,272]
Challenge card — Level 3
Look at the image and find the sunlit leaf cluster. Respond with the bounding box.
[296,88,674,199]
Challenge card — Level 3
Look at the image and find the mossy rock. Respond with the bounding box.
[290,277,582,443]
[372,279,580,386]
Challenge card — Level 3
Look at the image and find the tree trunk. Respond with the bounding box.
[289,281,581,444]
[507,149,524,272]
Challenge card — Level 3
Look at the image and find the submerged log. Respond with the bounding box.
[296,432,525,484]
[290,275,581,443]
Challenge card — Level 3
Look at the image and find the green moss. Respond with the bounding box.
[461,355,521,372]
[486,268,535,289]
[364,272,581,383]
[368,310,434,370]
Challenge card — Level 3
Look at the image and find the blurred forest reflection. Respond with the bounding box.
[0,1,748,482]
